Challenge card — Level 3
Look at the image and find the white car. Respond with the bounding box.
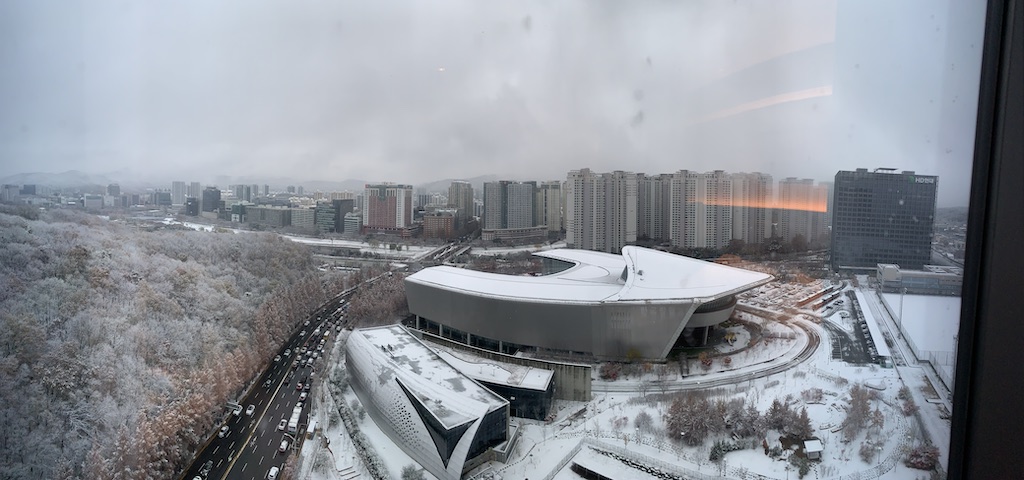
[299,392,307,401]
[219,425,229,437]
[277,419,287,431]
[279,440,289,453]
[246,404,255,416]
[268,466,280,480]
[284,349,291,357]
[273,355,281,362]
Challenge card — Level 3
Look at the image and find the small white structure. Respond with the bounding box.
[804,439,824,460]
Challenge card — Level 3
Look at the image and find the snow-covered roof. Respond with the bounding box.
[804,439,824,452]
[352,325,508,428]
[433,347,553,392]
[854,291,892,358]
[406,245,772,305]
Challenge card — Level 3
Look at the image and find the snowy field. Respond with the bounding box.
[470,241,567,256]
[879,293,960,355]
[281,234,437,261]
[160,217,439,261]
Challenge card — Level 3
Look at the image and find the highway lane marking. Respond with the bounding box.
[229,440,236,450]
[241,462,247,472]
[212,445,219,454]
[259,455,264,465]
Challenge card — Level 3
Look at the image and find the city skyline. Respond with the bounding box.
[0,1,983,208]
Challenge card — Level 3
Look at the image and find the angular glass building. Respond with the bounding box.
[346,325,509,480]
[831,169,938,271]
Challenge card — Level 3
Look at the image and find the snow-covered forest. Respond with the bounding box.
[0,207,348,479]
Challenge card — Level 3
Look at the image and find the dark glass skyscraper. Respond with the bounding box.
[831,168,938,271]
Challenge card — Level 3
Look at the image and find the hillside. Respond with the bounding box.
[0,207,347,479]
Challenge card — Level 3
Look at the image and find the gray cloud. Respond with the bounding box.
[0,0,985,206]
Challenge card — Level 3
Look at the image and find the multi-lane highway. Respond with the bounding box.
[181,291,354,480]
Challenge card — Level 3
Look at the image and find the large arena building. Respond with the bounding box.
[404,246,773,360]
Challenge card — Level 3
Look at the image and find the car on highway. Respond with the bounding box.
[296,382,303,391]
[303,383,310,392]
[300,330,306,336]
[246,404,255,416]
[299,392,307,401]
[279,440,289,453]
[284,349,291,357]
[274,355,281,362]
[200,460,213,476]
[219,425,229,438]
[264,379,273,389]
[268,466,279,480]
[277,419,287,431]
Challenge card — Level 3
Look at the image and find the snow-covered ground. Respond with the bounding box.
[879,293,959,362]
[159,217,440,261]
[297,277,952,480]
[469,241,567,256]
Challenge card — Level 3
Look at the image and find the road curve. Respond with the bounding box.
[593,313,820,394]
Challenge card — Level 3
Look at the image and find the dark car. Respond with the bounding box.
[296,382,303,391]
[200,460,213,476]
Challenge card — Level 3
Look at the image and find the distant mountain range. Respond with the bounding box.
[0,170,117,189]
[0,170,540,194]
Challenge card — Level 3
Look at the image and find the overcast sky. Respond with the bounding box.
[0,1,986,206]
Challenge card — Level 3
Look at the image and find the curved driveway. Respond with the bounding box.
[593,308,820,394]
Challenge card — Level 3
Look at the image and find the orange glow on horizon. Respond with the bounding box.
[702,197,827,213]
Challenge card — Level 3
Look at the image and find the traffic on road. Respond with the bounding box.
[181,291,354,480]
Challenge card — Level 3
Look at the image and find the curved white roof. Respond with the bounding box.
[406,246,772,305]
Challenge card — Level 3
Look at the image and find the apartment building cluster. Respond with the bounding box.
[478,180,562,244]
[565,168,832,254]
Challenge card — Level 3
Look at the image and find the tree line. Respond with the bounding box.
[0,207,348,479]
